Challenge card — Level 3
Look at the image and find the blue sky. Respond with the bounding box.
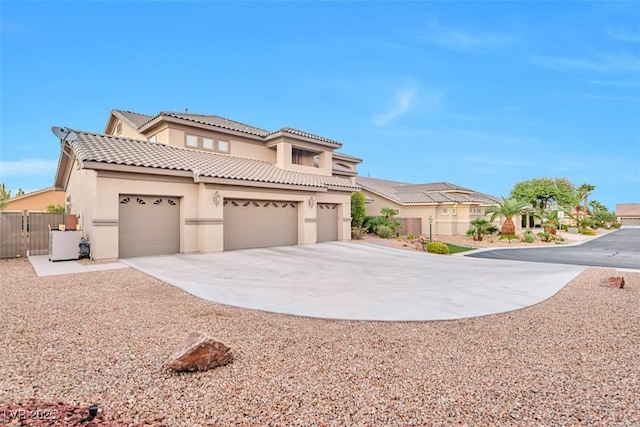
[1,1,639,211]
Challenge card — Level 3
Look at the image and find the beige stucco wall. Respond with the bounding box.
[3,189,66,212]
[77,169,352,260]
[165,125,276,163]
[66,167,98,253]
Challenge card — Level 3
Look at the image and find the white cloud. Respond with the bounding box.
[372,84,423,127]
[418,19,514,53]
[603,28,640,44]
[0,159,58,177]
[583,93,639,102]
[531,52,640,73]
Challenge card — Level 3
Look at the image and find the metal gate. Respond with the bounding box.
[0,211,64,258]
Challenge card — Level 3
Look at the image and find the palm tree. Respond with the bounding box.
[470,218,491,241]
[576,183,596,221]
[485,197,526,236]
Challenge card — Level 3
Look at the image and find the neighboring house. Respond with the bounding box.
[53,109,362,260]
[616,203,640,226]
[357,177,501,236]
[1,187,66,212]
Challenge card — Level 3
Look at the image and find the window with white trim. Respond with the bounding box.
[202,137,214,150]
[148,134,157,143]
[186,134,198,148]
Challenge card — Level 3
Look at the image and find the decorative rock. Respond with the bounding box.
[599,277,625,289]
[166,331,235,372]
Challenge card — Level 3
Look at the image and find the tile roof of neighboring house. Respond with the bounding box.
[357,176,500,205]
[333,152,363,163]
[616,203,640,216]
[112,110,154,129]
[68,131,358,190]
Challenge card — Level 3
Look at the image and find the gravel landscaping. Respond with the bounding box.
[1,257,638,426]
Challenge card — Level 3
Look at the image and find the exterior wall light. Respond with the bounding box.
[213,191,221,207]
[308,196,315,208]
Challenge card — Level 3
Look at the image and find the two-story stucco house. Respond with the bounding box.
[53,110,362,260]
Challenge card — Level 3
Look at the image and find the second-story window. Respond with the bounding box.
[292,148,304,165]
[186,134,198,148]
[148,134,157,143]
[185,134,230,153]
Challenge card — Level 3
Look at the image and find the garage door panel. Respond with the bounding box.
[317,203,338,242]
[224,200,298,250]
[620,218,640,226]
[119,196,180,258]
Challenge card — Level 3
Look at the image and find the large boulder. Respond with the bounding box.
[166,332,235,372]
[599,277,625,289]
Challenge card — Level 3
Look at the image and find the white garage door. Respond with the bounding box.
[224,199,298,250]
[620,217,640,226]
[119,195,180,258]
[317,203,338,242]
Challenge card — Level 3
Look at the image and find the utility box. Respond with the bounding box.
[49,230,82,261]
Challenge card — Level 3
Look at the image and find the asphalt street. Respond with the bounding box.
[465,228,640,269]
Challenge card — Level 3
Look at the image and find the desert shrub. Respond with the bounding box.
[537,232,552,242]
[561,224,569,232]
[406,234,418,240]
[363,216,385,233]
[500,234,519,243]
[425,241,450,254]
[376,225,393,239]
[522,230,535,243]
[485,224,499,235]
[555,236,565,243]
[579,228,596,236]
[466,227,476,237]
[351,226,367,240]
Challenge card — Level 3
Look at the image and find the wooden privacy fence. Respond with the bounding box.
[0,211,64,258]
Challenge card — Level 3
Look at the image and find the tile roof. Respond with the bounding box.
[357,176,500,205]
[69,131,358,190]
[616,203,640,216]
[333,152,363,163]
[112,110,154,128]
[144,112,271,137]
[332,163,357,176]
[124,110,345,148]
[266,127,341,147]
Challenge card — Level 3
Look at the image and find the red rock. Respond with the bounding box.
[599,277,625,289]
[166,331,235,372]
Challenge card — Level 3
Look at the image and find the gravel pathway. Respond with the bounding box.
[1,258,638,426]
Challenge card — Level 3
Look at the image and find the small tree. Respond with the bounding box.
[350,192,366,228]
[485,197,526,236]
[0,183,11,211]
[47,204,66,213]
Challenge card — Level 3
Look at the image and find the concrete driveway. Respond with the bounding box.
[466,228,640,269]
[122,242,585,321]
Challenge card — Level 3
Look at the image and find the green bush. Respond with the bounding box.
[425,241,450,254]
[537,232,552,242]
[376,225,393,239]
[350,192,366,228]
[561,224,569,232]
[466,227,476,236]
[485,224,499,235]
[522,230,535,243]
[500,234,519,243]
[555,236,565,243]
[579,228,596,236]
